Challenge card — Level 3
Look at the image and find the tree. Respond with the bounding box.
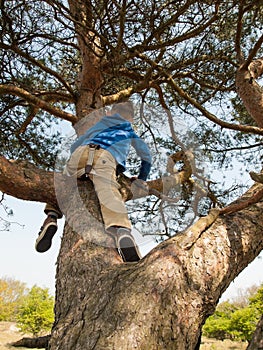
[249,283,263,314]
[16,285,54,337]
[247,315,263,350]
[0,1,263,349]
[0,277,26,321]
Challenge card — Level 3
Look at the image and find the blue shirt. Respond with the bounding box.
[70,114,152,180]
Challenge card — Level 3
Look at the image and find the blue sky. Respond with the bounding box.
[0,195,262,301]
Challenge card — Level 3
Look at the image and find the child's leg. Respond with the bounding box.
[92,150,131,229]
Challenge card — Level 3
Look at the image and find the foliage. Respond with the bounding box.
[0,277,26,321]
[227,307,260,342]
[249,283,263,313]
[203,284,263,342]
[16,285,54,337]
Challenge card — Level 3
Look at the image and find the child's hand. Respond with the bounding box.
[130,178,149,198]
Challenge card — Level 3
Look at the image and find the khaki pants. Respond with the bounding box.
[46,145,131,230]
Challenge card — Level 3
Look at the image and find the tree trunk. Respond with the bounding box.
[47,180,263,350]
[67,0,103,124]
[247,315,263,350]
[236,58,263,128]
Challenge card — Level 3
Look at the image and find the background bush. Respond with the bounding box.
[203,284,263,342]
[0,277,54,337]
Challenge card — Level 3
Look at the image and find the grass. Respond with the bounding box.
[0,322,43,350]
[200,336,248,350]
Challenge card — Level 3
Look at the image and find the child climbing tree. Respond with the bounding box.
[0,1,263,349]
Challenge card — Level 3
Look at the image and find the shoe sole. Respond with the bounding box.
[35,223,57,253]
[118,236,141,262]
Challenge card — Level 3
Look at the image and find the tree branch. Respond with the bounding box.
[131,2,219,52]
[0,42,75,96]
[240,34,263,71]
[220,183,263,215]
[132,51,263,135]
[166,75,263,135]
[102,80,151,105]
[0,156,57,205]
[235,0,245,64]
[0,85,77,124]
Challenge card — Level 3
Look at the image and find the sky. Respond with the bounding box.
[0,194,262,301]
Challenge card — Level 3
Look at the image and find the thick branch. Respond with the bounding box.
[220,184,263,215]
[240,35,263,71]
[102,80,152,106]
[0,152,193,211]
[235,1,245,64]
[0,156,56,205]
[236,58,263,128]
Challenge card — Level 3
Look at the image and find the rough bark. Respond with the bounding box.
[236,58,263,128]
[46,180,263,350]
[0,156,57,204]
[2,161,262,349]
[1,140,262,349]
[247,315,263,350]
[67,0,104,124]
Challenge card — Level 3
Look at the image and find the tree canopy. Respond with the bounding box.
[0,277,26,322]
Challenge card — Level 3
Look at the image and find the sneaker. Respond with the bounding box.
[35,216,57,253]
[108,227,141,262]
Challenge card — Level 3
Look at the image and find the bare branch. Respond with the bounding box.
[220,184,263,215]
[0,156,57,204]
[0,84,77,123]
[241,34,263,70]
[166,76,263,135]
[235,0,245,64]
[0,43,75,96]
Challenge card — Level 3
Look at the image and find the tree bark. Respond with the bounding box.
[236,58,263,128]
[67,0,103,123]
[47,180,263,350]
[247,315,263,350]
